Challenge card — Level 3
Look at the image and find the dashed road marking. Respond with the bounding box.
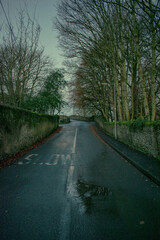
[72,128,78,154]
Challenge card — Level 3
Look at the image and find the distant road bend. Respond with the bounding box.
[0,120,160,240]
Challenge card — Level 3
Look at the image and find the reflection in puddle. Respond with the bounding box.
[76,180,111,214]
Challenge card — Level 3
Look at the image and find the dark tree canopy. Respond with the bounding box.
[56,0,160,121]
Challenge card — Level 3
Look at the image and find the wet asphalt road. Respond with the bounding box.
[0,120,160,240]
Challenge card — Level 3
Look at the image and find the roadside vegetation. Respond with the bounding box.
[104,118,160,130]
[56,0,160,121]
[20,70,67,115]
[0,9,66,115]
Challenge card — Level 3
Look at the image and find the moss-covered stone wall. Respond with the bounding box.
[0,104,59,161]
[95,117,160,159]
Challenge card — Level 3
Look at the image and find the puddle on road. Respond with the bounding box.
[76,180,111,214]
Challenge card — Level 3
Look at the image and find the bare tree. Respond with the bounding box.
[56,0,160,120]
[0,11,50,107]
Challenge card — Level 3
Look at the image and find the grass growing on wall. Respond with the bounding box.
[105,119,160,131]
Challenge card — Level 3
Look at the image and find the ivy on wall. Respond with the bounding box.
[105,119,160,131]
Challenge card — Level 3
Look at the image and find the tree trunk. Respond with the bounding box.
[136,37,150,119]
[150,20,156,121]
[114,67,122,121]
[120,61,130,121]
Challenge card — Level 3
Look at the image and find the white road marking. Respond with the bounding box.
[16,154,71,166]
[59,166,74,240]
[61,154,66,165]
[72,128,78,154]
[17,162,23,165]
[32,158,40,164]
[45,163,52,166]
[66,154,71,161]
[25,154,38,161]
[67,166,75,195]
[53,154,60,165]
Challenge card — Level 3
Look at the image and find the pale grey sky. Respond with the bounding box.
[0,0,64,67]
[0,0,73,115]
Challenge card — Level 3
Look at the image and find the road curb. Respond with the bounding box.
[92,124,160,187]
[107,144,160,187]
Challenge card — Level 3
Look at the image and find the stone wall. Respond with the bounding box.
[59,115,70,124]
[0,104,59,161]
[70,115,94,122]
[95,117,160,158]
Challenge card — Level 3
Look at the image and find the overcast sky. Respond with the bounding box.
[0,0,64,68]
[0,0,74,115]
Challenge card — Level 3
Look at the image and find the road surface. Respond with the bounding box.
[0,121,160,240]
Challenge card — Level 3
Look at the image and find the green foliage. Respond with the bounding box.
[145,121,160,129]
[104,122,115,125]
[128,118,147,131]
[20,69,67,114]
[127,119,160,131]
[105,119,160,131]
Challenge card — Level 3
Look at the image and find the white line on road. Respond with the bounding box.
[17,162,23,165]
[66,154,71,161]
[59,165,75,240]
[45,163,52,166]
[72,128,78,154]
[67,166,75,195]
[16,154,72,166]
[25,154,38,161]
[53,154,60,165]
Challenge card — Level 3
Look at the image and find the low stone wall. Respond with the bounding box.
[59,115,70,124]
[70,115,94,122]
[0,104,59,161]
[95,117,160,158]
